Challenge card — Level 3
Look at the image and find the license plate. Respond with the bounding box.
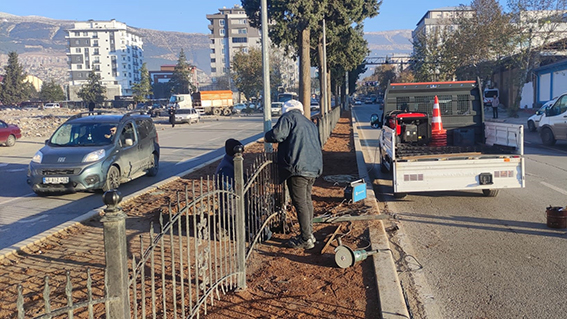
[43,177,69,184]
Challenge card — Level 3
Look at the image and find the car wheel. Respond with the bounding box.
[5,135,16,147]
[527,120,536,132]
[482,189,499,197]
[541,127,556,146]
[103,165,121,191]
[147,153,159,176]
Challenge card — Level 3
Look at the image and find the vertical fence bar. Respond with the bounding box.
[87,269,94,319]
[17,285,24,319]
[101,190,130,319]
[167,202,178,318]
[233,147,247,290]
[150,223,157,319]
[159,212,167,318]
[192,180,200,316]
[43,276,51,319]
[132,255,138,319]
[139,236,146,319]
[177,193,186,318]
[185,185,194,312]
[65,270,74,319]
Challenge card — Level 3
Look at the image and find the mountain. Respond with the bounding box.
[0,12,412,85]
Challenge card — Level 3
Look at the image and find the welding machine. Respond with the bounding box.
[344,179,367,202]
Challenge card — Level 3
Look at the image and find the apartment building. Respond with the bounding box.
[206,5,261,79]
[66,19,143,100]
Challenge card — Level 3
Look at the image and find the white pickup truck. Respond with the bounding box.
[378,80,525,198]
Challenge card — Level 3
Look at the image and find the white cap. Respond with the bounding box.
[282,99,304,114]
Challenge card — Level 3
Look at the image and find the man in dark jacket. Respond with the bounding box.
[265,99,323,249]
[215,138,244,189]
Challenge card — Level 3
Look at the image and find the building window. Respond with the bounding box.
[211,67,217,73]
[74,31,80,36]
[123,72,127,77]
[93,40,98,47]
[83,31,88,36]
[243,48,249,53]
[220,29,225,36]
[211,39,215,44]
[232,37,247,43]
[77,65,82,69]
[211,58,216,63]
[75,40,80,45]
[219,20,225,26]
[212,49,215,54]
[222,48,226,54]
[238,28,247,34]
[75,48,81,53]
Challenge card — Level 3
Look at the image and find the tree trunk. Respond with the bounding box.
[299,27,311,117]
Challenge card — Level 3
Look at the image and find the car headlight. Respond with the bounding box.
[31,151,43,164]
[83,149,106,163]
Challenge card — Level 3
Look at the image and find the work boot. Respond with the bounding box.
[286,235,315,249]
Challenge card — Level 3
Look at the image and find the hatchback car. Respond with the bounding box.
[27,111,160,195]
[174,108,200,124]
[44,103,60,109]
[233,103,247,114]
[0,119,22,147]
[271,102,283,116]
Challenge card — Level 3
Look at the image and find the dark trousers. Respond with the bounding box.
[492,106,498,119]
[287,176,315,240]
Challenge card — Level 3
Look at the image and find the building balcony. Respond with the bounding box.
[208,24,214,31]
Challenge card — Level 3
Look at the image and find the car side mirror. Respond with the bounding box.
[125,138,133,146]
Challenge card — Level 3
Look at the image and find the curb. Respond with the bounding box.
[351,114,410,318]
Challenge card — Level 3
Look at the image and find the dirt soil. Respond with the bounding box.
[0,111,382,318]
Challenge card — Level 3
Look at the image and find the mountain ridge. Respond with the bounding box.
[0,12,412,85]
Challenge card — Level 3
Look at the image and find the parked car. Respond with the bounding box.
[271,102,283,116]
[233,103,247,114]
[174,108,200,124]
[354,100,362,105]
[27,111,160,195]
[44,103,60,109]
[0,119,22,147]
[364,97,373,104]
[527,98,557,132]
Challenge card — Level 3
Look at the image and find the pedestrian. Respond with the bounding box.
[215,138,244,189]
[88,101,95,115]
[168,106,176,128]
[492,94,500,119]
[264,99,323,249]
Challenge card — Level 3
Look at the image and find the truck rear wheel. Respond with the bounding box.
[213,108,222,116]
[223,108,231,116]
[482,189,499,197]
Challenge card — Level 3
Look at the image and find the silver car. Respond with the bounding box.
[27,112,160,195]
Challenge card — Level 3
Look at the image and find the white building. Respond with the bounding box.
[66,19,143,100]
[412,6,473,45]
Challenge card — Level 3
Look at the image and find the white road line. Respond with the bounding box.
[15,215,49,223]
[541,181,567,195]
[0,193,36,205]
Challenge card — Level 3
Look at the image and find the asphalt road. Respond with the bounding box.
[352,103,567,318]
[0,114,266,252]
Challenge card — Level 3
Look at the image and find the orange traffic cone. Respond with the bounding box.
[429,95,447,146]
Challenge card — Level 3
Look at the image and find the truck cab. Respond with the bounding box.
[538,93,567,145]
[167,94,193,109]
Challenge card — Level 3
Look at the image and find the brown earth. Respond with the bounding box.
[0,111,382,318]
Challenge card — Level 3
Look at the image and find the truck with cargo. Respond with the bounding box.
[191,90,234,116]
[378,80,525,198]
[162,90,234,116]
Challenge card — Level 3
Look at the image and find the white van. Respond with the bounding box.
[537,93,567,145]
[44,103,60,109]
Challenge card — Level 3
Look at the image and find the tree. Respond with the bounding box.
[231,48,263,101]
[77,71,106,105]
[169,49,195,94]
[0,51,29,105]
[39,79,65,102]
[505,0,567,115]
[132,63,152,103]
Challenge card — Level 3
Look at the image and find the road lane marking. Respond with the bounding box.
[15,215,49,223]
[0,193,36,206]
[541,181,567,195]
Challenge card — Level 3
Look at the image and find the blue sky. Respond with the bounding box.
[1,1,506,34]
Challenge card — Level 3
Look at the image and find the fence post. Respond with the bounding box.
[233,145,247,290]
[101,190,131,319]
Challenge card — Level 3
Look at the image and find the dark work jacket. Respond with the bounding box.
[264,109,323,183]
[215,154,235,189]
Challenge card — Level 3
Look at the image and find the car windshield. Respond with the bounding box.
[484,90,498,98]
[50,123,118,146]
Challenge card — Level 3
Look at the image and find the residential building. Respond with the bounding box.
[66,19,143,100]
[412,6,473,44]
[207,5,261,79]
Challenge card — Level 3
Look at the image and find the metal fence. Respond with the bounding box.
[15,109,341,318]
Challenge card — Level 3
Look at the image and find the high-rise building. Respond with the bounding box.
[66,19,143,100]
[206,5,261,79]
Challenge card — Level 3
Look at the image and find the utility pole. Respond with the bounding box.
[321,19,328,115]
[261,0,273,152]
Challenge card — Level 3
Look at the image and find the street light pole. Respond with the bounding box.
[261,0,273,152]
